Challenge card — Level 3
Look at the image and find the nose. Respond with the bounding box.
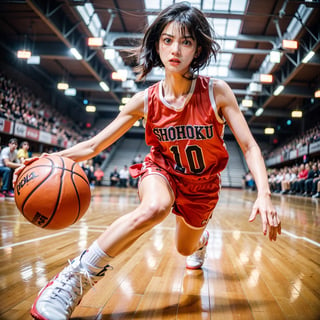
[171,41,181,55]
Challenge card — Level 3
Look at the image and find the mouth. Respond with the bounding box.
[169,58,180,65]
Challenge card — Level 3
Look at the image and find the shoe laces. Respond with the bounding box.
[189,245,207,262]
[49,260,112,314]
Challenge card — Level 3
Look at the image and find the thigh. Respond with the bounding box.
[139,173,175,211]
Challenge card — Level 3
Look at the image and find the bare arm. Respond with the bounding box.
[56,91,145,162]
[215,79,281,241]
[4,158,21,169]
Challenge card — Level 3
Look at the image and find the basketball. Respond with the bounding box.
[14,155,91,230]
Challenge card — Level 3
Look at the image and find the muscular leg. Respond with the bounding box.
[97,174,175,256]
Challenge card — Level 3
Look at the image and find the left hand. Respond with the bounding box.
[248,195,281,241]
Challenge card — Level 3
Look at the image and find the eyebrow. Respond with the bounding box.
[161,32,193,39]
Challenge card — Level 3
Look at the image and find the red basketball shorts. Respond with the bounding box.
[130,159,221,228]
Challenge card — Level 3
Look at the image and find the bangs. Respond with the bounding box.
[167,20,195,40]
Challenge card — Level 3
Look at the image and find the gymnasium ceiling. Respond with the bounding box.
[0,0,319,142]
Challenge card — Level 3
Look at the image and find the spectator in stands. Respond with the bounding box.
[308,162,320,197]
[273,168,284,193]
[94,166,104,186]
[119,165,129,188]
[281,166,295,194]
[0,138,21,197]
[133,154,142,164]
[303,162,318,196]
[268,169,278,193]
[289,163,309,194]
[312,178,320,198]
[109,167,120,186]
[17,141,30,163]
[244,171,255,190]
[81,160,95,187]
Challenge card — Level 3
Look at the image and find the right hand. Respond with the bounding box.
[13,155,48,188]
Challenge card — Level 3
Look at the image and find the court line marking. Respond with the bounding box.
[1,225,319,249]
[0,231,71,249]
[281,229,320,247]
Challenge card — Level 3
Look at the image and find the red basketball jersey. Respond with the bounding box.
[144,75,229,181]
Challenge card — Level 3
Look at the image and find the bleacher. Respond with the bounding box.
[101,137,246,188]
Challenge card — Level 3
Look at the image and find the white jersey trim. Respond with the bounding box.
[143,88,149,127]
[208,78,224,124]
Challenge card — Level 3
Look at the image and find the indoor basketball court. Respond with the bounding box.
[0,0,320,319]
[0,187,319,319]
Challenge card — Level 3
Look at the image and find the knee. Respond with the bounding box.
[132,202,171,230]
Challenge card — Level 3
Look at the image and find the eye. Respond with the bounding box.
[162,37,172,44]
[182,39,192,46]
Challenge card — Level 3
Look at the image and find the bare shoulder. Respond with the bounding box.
[211,78,238,111]
[122,91,145,117]
[212,78,233,96]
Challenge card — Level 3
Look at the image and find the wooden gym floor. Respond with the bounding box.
[0,187,319,320]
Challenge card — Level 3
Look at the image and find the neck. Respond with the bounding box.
[163,73,194,98]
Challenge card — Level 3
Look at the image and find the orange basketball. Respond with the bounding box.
[14,155,91,230]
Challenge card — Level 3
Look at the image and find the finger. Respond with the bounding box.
[269,225,274,241]
[24,157,39,165]
[248,208,258,222]
[261,212,268,236]
[278,221,282,235]
[13,165,25,187]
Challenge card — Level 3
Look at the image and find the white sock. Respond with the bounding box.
[81,240,112,274]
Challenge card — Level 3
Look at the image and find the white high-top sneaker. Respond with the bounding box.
[186,230,209,269]
[30,253,111,320]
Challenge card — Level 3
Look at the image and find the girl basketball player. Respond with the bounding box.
[20,2,281,319]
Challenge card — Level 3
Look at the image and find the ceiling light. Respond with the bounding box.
[282,39,298,50]
[99,81,109,92]
[241,99,253,107]
[273,85,284,96]
[70,47,82,60]
[270,50,281,63]
[264,127,275,135]
[249,82,262,93]
[57,82,69,90]
[260,74,273,83]
[314,89,320,98]
[64,88,77,96]
[122,80,135,89]
[133,121,140,127]
[112,69,128,81]
[255,108,264,116]
[104,48,115,60]
[17,49,32,59]
[88,37,103,47]
[291,110,302,118]
[121,97,130,104]
[86,105,96,112]
[27,56,40,64]
[119,105,125,111]
[302,51,315,63]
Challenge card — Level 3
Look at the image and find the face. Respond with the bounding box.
[9,141,18,151]
[157,22,200,75]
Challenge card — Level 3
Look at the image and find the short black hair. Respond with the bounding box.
[135,1,220,80]
[9,138,18,145]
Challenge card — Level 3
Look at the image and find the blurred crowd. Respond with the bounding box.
[267,122,320,159]
[268,160,320,198]
[0,72,98,147]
